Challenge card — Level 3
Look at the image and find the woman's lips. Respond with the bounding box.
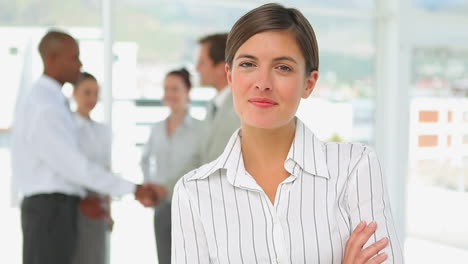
[248,97,278,108]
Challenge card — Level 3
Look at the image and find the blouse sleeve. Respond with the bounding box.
[171,179,210,264]
[345,148,404,263]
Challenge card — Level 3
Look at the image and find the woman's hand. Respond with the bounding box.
[343,221,389,264]
[79,195,107,220]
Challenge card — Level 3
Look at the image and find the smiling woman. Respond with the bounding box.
[72,72,113,264]
[171,3,403,264]
[140,68,204,264]
[226,30,318,130]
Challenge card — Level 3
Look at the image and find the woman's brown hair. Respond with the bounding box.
[226,3,319,74]
[167,68,192,90]
[73,72,97,89]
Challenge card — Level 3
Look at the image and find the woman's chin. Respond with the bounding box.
[241,114,295,131]
[243,117,281,130]
[168,106,185,113]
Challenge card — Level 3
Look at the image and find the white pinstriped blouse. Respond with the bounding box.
[172,118,403,264]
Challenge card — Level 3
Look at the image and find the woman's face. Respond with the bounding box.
[73,78,99,114]
[226,30,318,130]
[163,74,190,112]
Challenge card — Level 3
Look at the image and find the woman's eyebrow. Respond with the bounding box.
[273,56,298,64]
[234,54,298,64]
[235,54,257,61]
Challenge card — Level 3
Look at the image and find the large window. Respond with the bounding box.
[413,0,468,14]
[406,45,468,262]
[404,2,468,261]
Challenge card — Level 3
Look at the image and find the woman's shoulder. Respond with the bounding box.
[175,157,222,189]
[298,118,372,159]
[92,119,109,129]
[323,141,372,155]
[84,118,109,132]
[323,141,380,177]
[325,141,377,160]
[187,115,203,126]
[85,120,112,142]
[147,120,166,134]
[152,119,166,127]
[186,115,208,134]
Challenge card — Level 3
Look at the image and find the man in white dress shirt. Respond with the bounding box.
[11,30,164,264]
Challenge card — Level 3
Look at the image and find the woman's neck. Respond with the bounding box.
[241,119,296,173]
[168,108,186,122]
[77,108,90,119]
[166,108,186,137]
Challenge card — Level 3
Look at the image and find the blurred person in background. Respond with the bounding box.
[140,68,202,264]
[11,30,164,264]
[166,33,241,194]
[71,72,113,264]
[190,33,241,166]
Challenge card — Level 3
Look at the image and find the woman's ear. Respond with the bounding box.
[302,70,319,99]
[225,63,233,86]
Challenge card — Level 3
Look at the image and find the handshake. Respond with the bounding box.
[80,184,168,218]
[134,183,168,207]
[79,184,168,228]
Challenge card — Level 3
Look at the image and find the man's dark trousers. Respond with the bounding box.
[21,193,79,264]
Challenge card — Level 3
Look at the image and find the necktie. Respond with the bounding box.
[206,101,217,120]
[211,104,218,119]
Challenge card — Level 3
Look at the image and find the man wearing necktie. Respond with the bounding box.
[166,34,241,192]
[159,34,240,263]
[205,99,217,120]
[189,33,241,169]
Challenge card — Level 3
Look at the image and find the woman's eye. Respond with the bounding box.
[276,65,292,72]
[239,62,255,68]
